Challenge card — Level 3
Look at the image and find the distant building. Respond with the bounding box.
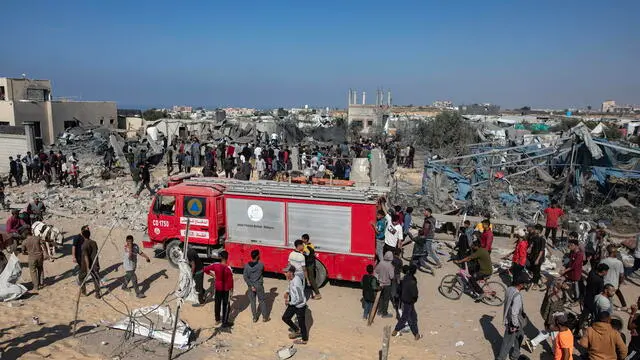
[458,103,501,115]
[0,76,117,148]
[602,100,635,114]
[224,107,255,117]
[602,100,616,113]
[433,100,454,109]
[347,89,391,132]
[172,105,193,113]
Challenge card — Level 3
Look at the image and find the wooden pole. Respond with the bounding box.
[561,135,577,208]
[168,218,190,360]
[379,325,391,360]
[73,223,116,336]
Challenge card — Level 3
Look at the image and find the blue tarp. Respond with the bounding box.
[499,193,519,205]
[425,164,472,200]
[591,167,640,186]
[525,194,550,208]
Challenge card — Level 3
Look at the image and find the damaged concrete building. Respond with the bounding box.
[0,76,117,149]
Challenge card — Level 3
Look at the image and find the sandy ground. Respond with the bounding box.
[3,185,640,359]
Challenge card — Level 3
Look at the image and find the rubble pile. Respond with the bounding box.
[5,126,158,232]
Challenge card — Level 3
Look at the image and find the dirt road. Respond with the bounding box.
[3,213,640,359]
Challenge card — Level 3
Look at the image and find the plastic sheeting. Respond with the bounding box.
[591,167,640,186]
[0,253,28,302]
[110,305,193,348]
[425,164,472,200]
[571,123,604,160]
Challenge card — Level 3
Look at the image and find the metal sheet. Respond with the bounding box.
[226,198,285,246]
[287,203,351,253]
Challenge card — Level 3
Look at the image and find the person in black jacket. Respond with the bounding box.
[576,263,609,334]
[392,265,422,340]
[134,163,154,197]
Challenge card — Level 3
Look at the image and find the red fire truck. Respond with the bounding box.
[144,178,388,285]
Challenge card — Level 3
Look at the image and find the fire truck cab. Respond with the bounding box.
[145,178,388,284]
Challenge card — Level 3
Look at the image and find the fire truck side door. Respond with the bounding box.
[150,194,177,240]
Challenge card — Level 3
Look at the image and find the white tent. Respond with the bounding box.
[591,123,606,137]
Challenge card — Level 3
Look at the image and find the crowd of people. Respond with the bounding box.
[5,150,81,189]
[160,135,417,184]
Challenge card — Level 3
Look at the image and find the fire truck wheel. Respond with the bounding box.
[314,259,328,288]
[165,240,183,268]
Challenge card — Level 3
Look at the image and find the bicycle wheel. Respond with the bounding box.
[438,274,463,300]
[481,281,507,306]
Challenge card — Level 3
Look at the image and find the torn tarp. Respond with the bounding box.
[109,305,192,348]
[499,193,519,205]
[0,253,28,302]
[571,123,604,160]
[525,193,550,208]
[591,167,640,186]
[426,164,472,200]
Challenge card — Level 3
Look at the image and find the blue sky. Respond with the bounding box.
[2,0,639,109]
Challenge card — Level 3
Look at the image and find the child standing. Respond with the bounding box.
[361,264,379,319]
[203,251,234,327]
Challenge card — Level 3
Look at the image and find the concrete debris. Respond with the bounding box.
[609,197,635,208]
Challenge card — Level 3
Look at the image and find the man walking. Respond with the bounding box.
[23,229,45,291]
[282,265,308,345]
[579,311,627,360]
[420,208,442,268]
[166,147,174,176]
[543,201,564,246]
[243,249,269,322]
[560,239,584,300]
[496,274,529,360]
[121,235,151,298]
[480,219,494,253]
[203,250,234,327]
[8,156,21,186]
[372,210,387,262]
[80,229,102,298]
[600,245,627,310]
[71,225,90,274]
[187,246,205,304]
[594,284,616,319]
[302,234,321,300]
[527,224,546,289]
[384,214,403,256]
[578,263,609,332]
[374,251,395,318]
[134,162,154,197]
[391,265,422,340]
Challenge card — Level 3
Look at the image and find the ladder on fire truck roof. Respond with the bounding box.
[184,178,389,203]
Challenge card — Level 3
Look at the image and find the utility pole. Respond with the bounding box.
[168,219,190,360]
[561,135,577,208]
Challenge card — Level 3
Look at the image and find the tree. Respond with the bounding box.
[587,105,592,111]
[414,111,477,155]
[142,108,167,121]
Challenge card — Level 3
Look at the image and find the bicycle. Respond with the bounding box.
[438,261,507,306]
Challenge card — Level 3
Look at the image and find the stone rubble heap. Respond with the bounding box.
[5,127,162,232]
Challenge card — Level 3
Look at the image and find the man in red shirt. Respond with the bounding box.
[203,251,234,327]
[480,219,493,253]
[560,239,584,300]
[544,201,565,246]
[504,228,528,283]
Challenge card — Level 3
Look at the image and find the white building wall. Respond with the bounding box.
[0,134,28,173]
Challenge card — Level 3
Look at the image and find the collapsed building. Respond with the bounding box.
[417,122,640,233]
